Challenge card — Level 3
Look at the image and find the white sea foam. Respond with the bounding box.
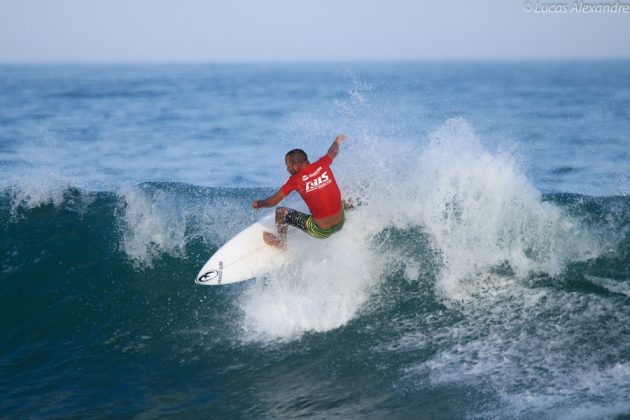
[394,273,630,418]
[238,116,604,341]
[367,118,601,298]
[115,184,258,267]
[5,173,69,215]
[239,206,380,341]
[1,132,101,218]
[116,185,189,267]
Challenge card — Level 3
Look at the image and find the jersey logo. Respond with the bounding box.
[305,171,331,192]
[302,166,323,182]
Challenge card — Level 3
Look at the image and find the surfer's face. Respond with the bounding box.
[285,157,299,175]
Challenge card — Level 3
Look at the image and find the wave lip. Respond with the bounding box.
[389,118,603,298]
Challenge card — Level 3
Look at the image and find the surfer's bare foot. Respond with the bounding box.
[263,231,286,250]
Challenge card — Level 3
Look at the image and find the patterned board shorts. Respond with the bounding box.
[285,209,345,239]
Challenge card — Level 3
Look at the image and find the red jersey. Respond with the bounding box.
[280,155,342,219]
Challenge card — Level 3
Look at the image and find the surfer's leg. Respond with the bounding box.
[264,208,311,248]
[284,209,310,234]
[261,207,289,249]
[275,207,290,242]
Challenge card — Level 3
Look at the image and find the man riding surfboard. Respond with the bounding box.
[252,134,348,249]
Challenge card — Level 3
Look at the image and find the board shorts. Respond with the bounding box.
[285,209,345,239]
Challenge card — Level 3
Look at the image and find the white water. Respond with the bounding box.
[236,117,604,342]
[398,275,630,418]
[238,205,379,341]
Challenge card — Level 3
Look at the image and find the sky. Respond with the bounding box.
[0,0,629,62]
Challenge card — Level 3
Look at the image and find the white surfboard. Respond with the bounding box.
[195,213,287,285]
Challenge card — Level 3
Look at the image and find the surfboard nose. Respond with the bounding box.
[196,270,220,285]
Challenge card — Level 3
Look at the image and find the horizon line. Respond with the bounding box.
[1,56,630,66]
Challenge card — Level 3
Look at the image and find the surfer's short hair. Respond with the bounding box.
[286,149,308,164]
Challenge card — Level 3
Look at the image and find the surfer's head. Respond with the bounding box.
[285,149,309,175]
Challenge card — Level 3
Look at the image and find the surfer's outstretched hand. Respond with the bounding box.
[327,134,349,161]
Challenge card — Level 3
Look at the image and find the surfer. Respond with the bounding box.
[252,134,349,249]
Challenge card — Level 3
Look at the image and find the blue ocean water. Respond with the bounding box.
[1,62,629,418]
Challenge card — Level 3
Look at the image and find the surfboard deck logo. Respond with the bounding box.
[197,261,223,284]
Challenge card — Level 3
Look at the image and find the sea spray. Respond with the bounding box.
[355,118,602,299]
[236,117,602,341]
[238,205,379,341]
[114,184,266,267]
[116,185,189,267]
[4,172,76,220]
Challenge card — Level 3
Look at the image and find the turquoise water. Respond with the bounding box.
[1,62,629,418]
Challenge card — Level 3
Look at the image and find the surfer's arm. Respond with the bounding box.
[326,134,348,161]
[252,190,286,209]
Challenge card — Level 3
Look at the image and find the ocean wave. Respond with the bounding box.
[2,119,627,345]
[2,175,629,417]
